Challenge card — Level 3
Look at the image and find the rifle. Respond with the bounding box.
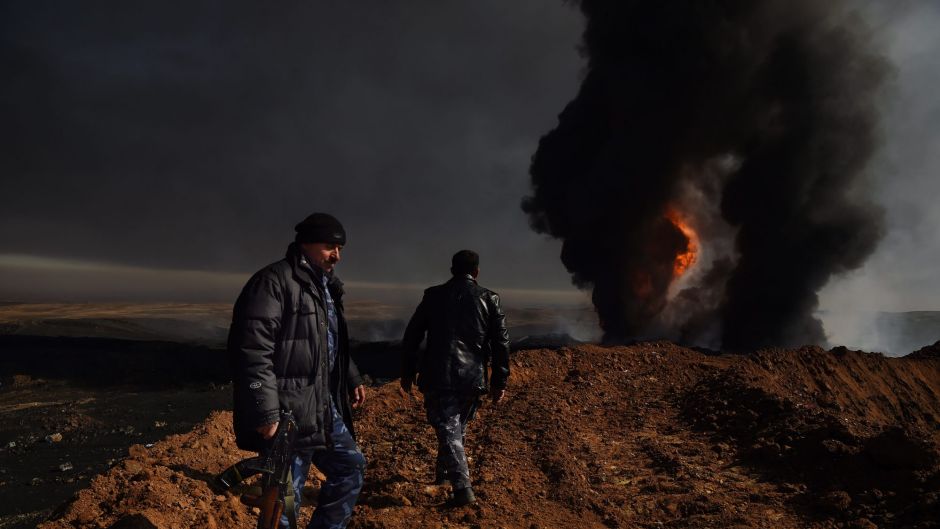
[214,410,298,529]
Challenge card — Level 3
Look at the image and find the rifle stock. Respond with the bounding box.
[240,486,284,529]
[214,410,298,529]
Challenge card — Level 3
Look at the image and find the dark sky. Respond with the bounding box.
[1,1,938,323]
[1,1,584,301]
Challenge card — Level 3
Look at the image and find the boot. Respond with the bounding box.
[447,487,476,507]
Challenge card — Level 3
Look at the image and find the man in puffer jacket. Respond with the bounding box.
[400,249,511,507]
[228,213,367,529]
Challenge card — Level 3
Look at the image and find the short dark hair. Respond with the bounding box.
[451,250,479,276]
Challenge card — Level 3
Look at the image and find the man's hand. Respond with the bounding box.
[490,387,506,404]
[351,384,367,409]
[256,421,278,440]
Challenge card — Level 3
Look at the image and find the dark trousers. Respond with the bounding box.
[424,391,480,490]
[281,404,366,529]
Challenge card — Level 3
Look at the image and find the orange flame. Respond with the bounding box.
[665,207,698,278]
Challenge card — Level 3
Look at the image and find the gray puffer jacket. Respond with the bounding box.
[227,243,364,453]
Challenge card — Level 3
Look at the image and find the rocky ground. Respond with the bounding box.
[0,376,231,529]
[15,341,939,529]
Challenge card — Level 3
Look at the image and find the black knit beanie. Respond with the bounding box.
[294,213,346,245]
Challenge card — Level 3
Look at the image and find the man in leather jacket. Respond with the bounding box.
[228,213,367,529]
[400,250,510,507]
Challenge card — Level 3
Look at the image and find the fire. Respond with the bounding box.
[665,207,698,278]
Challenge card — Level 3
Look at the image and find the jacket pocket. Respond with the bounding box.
[278,381,321,433]
[288,290,318,316]
[281,292,319,363]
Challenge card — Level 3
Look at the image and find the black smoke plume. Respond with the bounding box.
[523,0,888,351]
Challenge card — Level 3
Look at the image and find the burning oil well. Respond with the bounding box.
[523,0,889,351]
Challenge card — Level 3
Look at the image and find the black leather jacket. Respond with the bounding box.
[227,243,364,453]
[401,275,510,394]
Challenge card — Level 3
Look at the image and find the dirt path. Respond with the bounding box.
[353,344,806,529]
[36,343,940,529]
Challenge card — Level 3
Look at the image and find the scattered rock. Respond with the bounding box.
[108,513,159,529]
[819,490,852,513]
[848,518,878,529]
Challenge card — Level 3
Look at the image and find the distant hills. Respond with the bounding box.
[0,303,935,356]
[0,302,601,348]
[821,310,940,357]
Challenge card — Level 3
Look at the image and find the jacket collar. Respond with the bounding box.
[286,242,319,294]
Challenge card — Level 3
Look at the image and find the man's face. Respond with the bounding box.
[301,242,343,273]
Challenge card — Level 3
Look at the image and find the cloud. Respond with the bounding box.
[1,1,584,294]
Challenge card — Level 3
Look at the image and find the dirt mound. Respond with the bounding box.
[0,378,231,529]
[910,341,940,360]
[39,344,940,529]
[38,411,256,529]
[683,346,940,528]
